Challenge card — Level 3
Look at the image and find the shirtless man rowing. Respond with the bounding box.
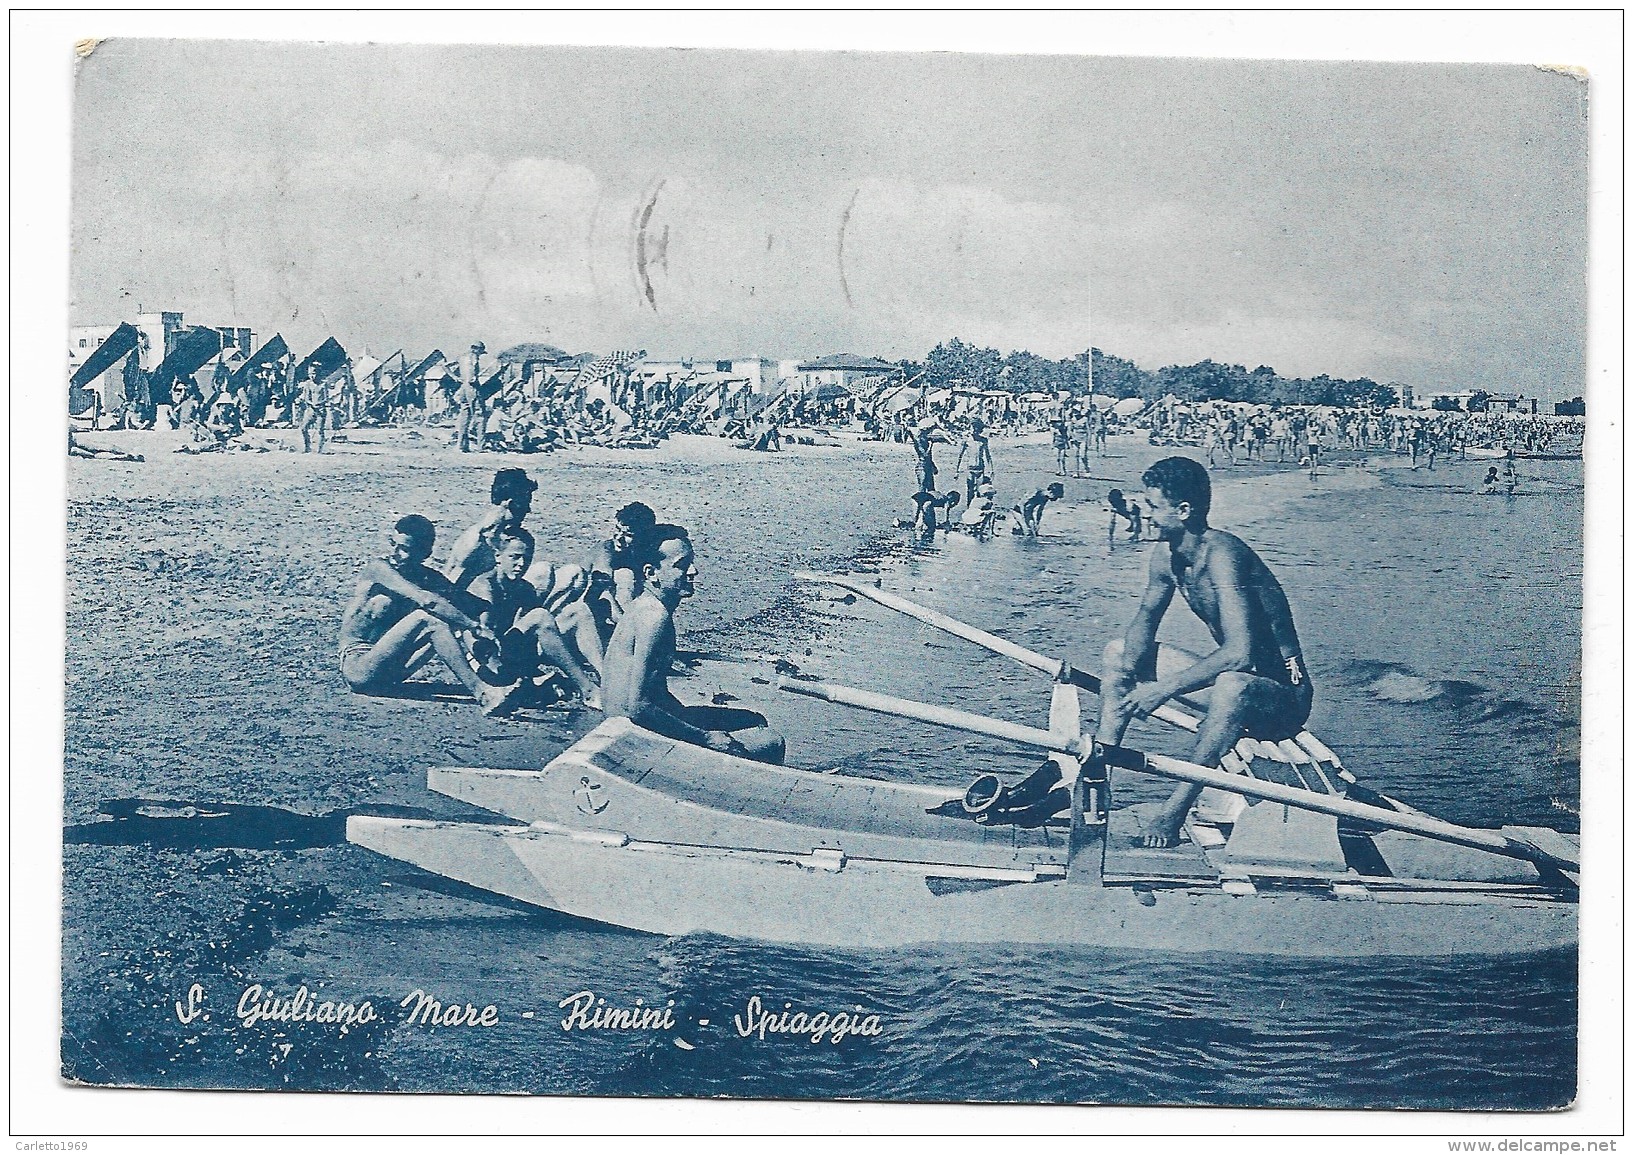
[339,514,519,715]
[1097,456,1313,847]
[602,525,786,764]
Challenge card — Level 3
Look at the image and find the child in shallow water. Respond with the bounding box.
[1107,488,1142,542]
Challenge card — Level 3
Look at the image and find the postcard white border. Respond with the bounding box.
[10,8,1623,1147]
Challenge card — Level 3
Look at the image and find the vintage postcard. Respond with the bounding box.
[24,14,1618,1138]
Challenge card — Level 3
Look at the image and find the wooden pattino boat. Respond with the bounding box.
[346,579,1578,957]
[346,717,1576,956]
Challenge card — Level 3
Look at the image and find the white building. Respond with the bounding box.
[69,310,255,403]
[786,353,899,396]
[636,355,786,396]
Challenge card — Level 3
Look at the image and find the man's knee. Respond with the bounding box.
[404,608,451,641]
[1101,638,1129,676]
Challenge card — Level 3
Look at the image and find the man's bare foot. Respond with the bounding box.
[1139,808,1189,848]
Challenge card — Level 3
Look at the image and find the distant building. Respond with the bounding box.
[69,310,253,408]
[1412,388,1540,414]
[1554,397,1586,417]
[788,352,899,395]
[1479,393,1539,414]
[1415,389,1476,411]
[636,355,785,395]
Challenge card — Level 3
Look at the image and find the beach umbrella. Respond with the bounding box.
[1112,397,1146,417]
[70,322,140,389]
[292,337,349,384]
[228,333,290,390]
[497,342,571,366]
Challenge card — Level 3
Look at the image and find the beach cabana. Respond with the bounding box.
[70,322,140,391]
[150,326,224,395]
[292,337,349,384]
[228,334,290,390]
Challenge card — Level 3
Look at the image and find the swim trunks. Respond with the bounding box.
[1241,655,1314,741]
[339,639,376,686]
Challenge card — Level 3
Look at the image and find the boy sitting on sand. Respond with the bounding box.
[466,527,602,709]
[445,468,608,674]
[339,514,519,716]
[586,501,657,639]
[445,467,537,589]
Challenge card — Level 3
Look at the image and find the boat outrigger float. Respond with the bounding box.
[347,575,1578,957]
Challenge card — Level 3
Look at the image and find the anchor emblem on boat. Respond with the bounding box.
[574,776,609,815]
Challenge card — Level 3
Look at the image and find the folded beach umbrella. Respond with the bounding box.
[292,337,349,384]
[150,326,224,393]
[70,322,141,390]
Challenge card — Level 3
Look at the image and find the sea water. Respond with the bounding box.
[61,437,1581,1107]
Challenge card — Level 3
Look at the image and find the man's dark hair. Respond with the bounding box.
[637,524,691,574]
[490,467,537,505]
[393,514,435,549]
[1141,456,1211,520]
[616,501,658,532]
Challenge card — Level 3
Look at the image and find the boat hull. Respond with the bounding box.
[345,815,1577,957]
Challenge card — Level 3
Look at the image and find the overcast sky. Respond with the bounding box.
[71,41,1588,396]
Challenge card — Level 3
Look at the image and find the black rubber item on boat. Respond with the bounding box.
[963,761,1063,817]
[975,787,1072,829]
[962,773,1004,816]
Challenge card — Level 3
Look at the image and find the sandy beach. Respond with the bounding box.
[61,427,1580,1103]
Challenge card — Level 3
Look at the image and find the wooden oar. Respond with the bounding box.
[796,570,1347,769]
[796,571,1203,737]
[780,675,1070,751]
[776,675,1578,875]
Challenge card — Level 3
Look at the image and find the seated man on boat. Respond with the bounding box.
[1098,455,1314,848]
[602,524,786,764]
[339,514,520,716]
[466,526,602,709]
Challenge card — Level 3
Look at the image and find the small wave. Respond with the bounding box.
[1369,671,1446,704]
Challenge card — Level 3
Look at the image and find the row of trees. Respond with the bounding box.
[899,339,1403,409]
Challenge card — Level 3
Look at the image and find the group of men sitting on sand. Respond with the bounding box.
[338,468,786,762]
